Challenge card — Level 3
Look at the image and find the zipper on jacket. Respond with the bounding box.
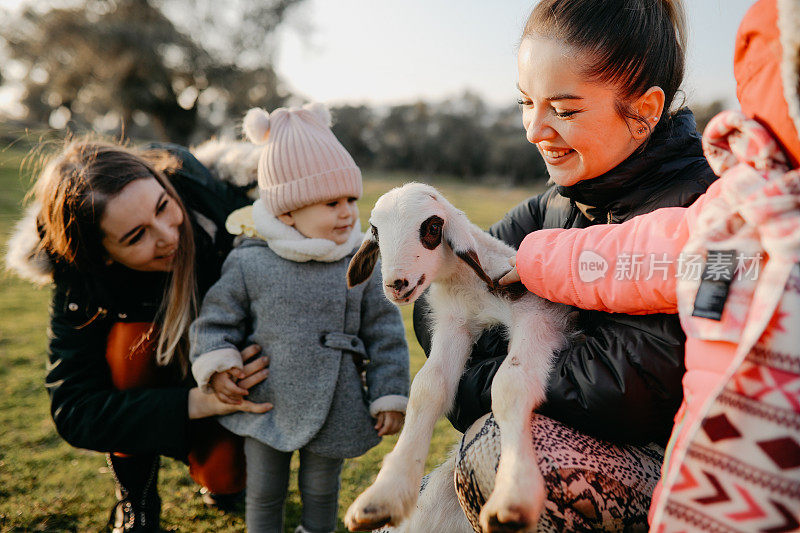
[106,455,134,530]
[76,307,108,329]
[565,200,580,228]
[138,458,158,527]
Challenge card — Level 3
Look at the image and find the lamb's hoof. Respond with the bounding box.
[345,510,391,532]
[481,507,531,533]
[345,468,419,532]
[479,490,542,533]
[344,494,402,532]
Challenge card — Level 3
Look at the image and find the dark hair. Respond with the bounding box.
[34,139,196,369]
[523,0,687,132]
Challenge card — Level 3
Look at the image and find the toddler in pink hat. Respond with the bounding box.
[246,103,362,217]
[189,103,410,533]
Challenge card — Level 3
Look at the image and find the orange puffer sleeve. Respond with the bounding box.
[516,181,722,314]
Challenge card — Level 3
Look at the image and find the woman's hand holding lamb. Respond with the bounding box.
[498,256,520,286]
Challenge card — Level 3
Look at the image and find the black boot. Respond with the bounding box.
[107,454,162,532]
[200,487,244,511]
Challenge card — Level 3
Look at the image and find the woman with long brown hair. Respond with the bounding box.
[7,139,270,531]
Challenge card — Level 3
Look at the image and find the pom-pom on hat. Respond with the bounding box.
[243,102,362,215]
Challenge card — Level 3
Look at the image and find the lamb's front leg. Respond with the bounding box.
[345,325,473,531]
[479,312,562,533]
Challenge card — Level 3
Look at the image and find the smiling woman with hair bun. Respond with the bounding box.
[484,0,800,530]
[411,0,720,530]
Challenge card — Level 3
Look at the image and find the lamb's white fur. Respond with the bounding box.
[345,183,572,533]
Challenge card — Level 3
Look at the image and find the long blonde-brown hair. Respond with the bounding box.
[34,139,197,371]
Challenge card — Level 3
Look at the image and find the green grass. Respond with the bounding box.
[0,147,540,532]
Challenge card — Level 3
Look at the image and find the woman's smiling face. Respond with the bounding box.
[100,177,184,272]
[517,36,644,187]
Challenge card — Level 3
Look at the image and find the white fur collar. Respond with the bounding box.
[5,203,53,285]
[249,200,362,263]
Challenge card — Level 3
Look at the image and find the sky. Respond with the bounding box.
[276,0,757,109]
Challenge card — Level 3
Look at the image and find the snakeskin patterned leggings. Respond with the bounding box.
[455,413,664,532]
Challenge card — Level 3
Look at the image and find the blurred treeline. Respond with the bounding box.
[0,0,726,185]
[0,0,301,142]
[330,98,725,184]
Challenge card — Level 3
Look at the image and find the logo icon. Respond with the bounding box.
[577,250,608,283]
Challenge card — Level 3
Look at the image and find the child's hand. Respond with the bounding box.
[208,346,270,405]
[209,368,249,405]
[375,411,404,437]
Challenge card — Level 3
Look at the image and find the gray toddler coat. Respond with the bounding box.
[190,238,410,459]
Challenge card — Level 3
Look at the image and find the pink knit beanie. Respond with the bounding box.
[243,102,362,215]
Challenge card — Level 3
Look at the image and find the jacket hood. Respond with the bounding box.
[735,0,800,167]
[555,108,705,217]
[5,203,53,285]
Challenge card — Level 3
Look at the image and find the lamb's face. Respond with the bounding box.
[368,184,450,305]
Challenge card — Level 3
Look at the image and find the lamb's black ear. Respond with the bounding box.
[453,249,526,300]
[451,247,494,288]
[347,237,380,287]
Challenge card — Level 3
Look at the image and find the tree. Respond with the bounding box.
[373,102,436,172]
[486,105,548,185]
[331,105,378,168]
[429,92,490,178]
[328,95,550,185]
[1,0,304,143]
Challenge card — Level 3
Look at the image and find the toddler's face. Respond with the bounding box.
[279,196,359,244]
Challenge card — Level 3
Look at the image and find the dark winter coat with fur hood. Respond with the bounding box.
[6,144,251,459]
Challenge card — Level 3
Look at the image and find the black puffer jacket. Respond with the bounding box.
[20,145,251,459]
[413,109,718,445]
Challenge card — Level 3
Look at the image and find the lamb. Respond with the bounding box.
[345,183,573,533]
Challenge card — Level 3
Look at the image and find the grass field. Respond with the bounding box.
[0,146,540,532]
